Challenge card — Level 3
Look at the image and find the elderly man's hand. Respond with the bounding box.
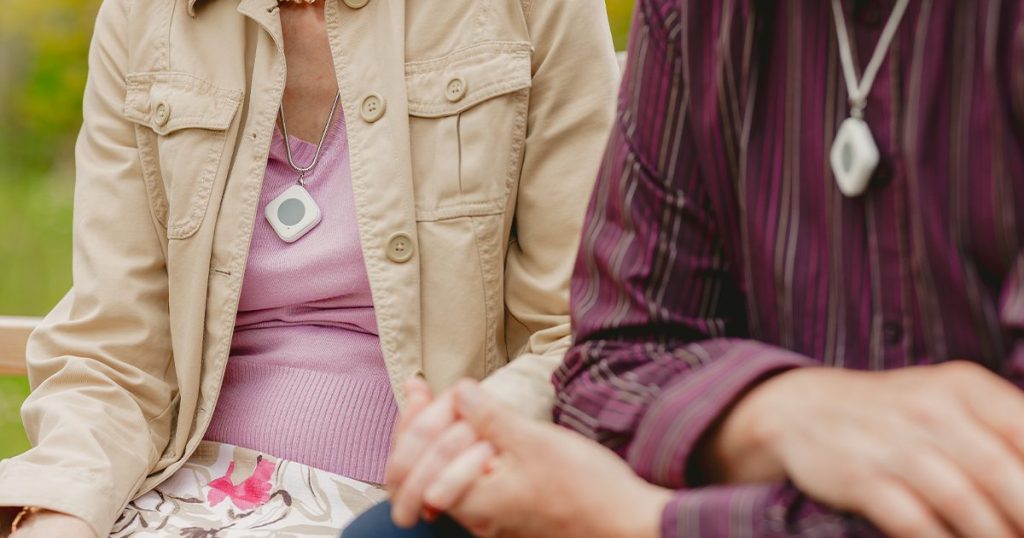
[420,380,671,538]
[708,361,1024,538]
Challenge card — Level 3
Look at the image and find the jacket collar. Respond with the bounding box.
[187,0,205,17]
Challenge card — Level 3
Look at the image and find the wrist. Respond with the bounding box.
[699,368,814,485]
[9,507,44,535]
[608,483,672,538]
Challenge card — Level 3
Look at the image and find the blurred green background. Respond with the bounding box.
[0,1,635,458]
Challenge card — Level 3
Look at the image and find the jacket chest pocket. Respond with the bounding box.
[124,72,242,239]
[406,42,532,221]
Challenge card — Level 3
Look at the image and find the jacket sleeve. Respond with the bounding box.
[481,0,620,420]
[551,1,883,536]
[0,0,177,535]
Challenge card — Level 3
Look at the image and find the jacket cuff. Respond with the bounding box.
[0,459,126,538]
[480,351,562,421]
[627,341,813,488]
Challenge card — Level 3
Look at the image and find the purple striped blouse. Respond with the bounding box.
[553,0,1024,536]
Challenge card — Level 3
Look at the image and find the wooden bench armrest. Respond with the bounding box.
[0,317,38,376]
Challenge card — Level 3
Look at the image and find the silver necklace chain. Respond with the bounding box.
[830,0,910,118]
[278,92,341,186]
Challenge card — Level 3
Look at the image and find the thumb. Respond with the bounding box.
[453,380,527,450]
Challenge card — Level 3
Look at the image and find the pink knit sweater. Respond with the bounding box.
[205,111,398,484]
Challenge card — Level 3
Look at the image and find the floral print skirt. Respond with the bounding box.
[110,441,388,537]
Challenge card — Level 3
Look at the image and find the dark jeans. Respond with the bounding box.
[342,501,475,538]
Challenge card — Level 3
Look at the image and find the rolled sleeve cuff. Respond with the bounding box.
[661,484,778,537]
[660,483,867,538]
[627,340,814,488]
[0,459,126,538]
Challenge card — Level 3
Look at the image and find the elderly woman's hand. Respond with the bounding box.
[385,377,485,528]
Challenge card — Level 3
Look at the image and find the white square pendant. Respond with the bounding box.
[265,184,322,243]
[830,117,880,197]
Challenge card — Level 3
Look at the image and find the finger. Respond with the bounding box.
[453,380,528,450]
[386,390,457,487]
[444,461,509,538]
[925,402,1024,534]
[890,447,1014,538]
[423,441,497,511]
[944,361,1024,452]
[856,479,952,538]
[396,377,433,435]
[391,421,478,528]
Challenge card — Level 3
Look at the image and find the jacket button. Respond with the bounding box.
[386,232,414,263]
[445,77,467,102]
[360,94,386,123]
[343,0,369,8]
[154,100,171,127]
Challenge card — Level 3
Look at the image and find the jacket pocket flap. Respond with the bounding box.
[406,41,532,118]
[124,72,242,135]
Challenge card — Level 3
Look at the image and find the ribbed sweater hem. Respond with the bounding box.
[204,359,399,484]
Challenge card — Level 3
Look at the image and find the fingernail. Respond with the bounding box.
[424,484,448,509]
[391,508,413,529]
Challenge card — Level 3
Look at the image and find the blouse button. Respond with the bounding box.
[445,77,467,103]
[360,94,386,123]
[883,321,904,346]
[343,0,369,8]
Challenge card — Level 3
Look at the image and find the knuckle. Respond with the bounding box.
[937,360,986,384]
[408,416,441,440]
[971,447,1009,482]
[888,516,932,538]
[900,392,946,427]
[835,463,871,491]
[861,483,938,538]
[432,424,475,460]
[932,488,969,517]
[435,432,467,457]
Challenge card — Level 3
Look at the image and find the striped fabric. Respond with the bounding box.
[553,0,1024,536]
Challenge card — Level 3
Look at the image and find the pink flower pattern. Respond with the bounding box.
[206,455,276,510]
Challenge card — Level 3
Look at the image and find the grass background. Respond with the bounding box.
[0,0,636,458]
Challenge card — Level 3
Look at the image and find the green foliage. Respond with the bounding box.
[0,0,101,171]
[0,173,75,318]
[0,377,31,458]
[0,0,635,459]
[607,0,636,51]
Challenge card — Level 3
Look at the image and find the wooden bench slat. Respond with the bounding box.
[0,316,37,376]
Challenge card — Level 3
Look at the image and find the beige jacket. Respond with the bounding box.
[0,0,618,534]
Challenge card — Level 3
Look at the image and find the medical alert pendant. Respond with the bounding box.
[265,184,322,243]
[830,117,880,198]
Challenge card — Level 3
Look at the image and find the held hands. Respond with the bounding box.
[385,378,479,527]
[385,379,670,538]
[712,361,1024,538]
